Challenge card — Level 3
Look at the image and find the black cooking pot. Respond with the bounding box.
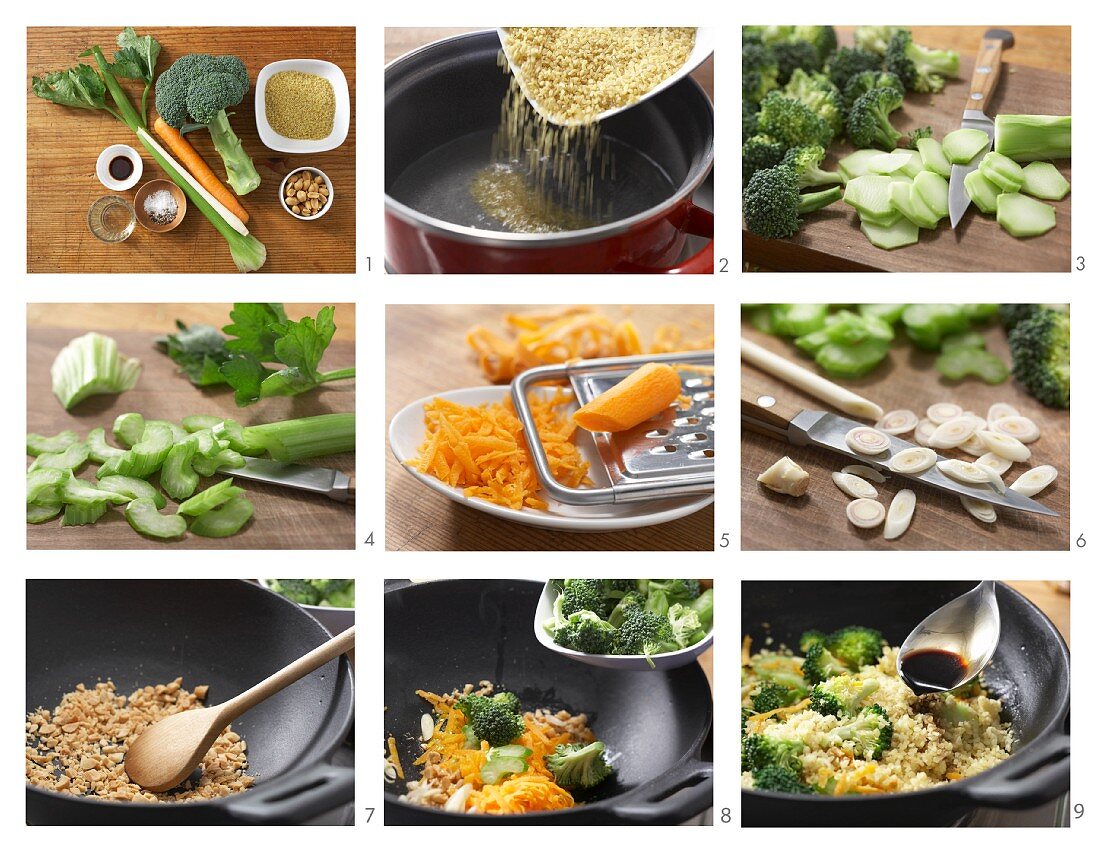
[742,581,1070,827]
[384,579,713,823]
[26,580,354,825]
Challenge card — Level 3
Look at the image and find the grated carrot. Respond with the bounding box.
[407,390,591,511]
[387,736,404,780]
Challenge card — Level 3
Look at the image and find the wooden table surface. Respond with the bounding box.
[27,304,355,549]
[1007,580,1070,646]
[743,26,1071,272]
[386,305,714,551]
[741,317,1069,551]
[384,27,715,101]
[27,27,356,273]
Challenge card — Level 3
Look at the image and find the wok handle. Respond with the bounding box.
[615,202,714,274]
[955,731,1070,808]
[606,757,713,823]
[221,764,355,824]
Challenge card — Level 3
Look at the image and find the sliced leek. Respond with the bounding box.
[992,415,1040,444]
[1010,465,1058,497]
[926,402,963,425]
[875,410,918,435]
[958,433,988,456]
[977,429,1031,462]
[51,332,141,410]
[832,472,878,499]
[986,402,1019,423]
[846,498,885,528]
[975,463,1006,494]
[974,452,1012,476]
[928,417,978,449]
[845,426,891,456]
[884,489,916,540]
[841,464,887,483]
[888,447,937,475]
[960,495,997,523]
[757,456,810,496]
[125,497,187,540]
[914,419,936,447]
[27,430,79,456]
[937,459,994,485]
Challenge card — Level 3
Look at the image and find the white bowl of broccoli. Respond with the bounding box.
[260,579,354,636]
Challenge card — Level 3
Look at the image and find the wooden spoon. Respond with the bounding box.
[125,625,355,791]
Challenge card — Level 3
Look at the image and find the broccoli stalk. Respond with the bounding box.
[781,145,843,189]
[885,29,960,94]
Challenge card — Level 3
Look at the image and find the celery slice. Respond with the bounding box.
[177,479,245,516]
[148,419,190,443]
[182,414,225,432]
[97,475,167,510]
[62,502,107,526]
[27,503,62,524]
[189,495,254,537]
[188,429,219,457]
[27,430,80,456]
[212,419,266,456]
[191,447,245,477]
[161,439,199,500]
[87,427,126,463]
[28,442,89,472]
[113,413,145,448]
[27,468,66,503]
[243,413,355,461]
[125,497,187,539]
[51,332,142,410]
[61,476,130,507]
[115,422,174,478]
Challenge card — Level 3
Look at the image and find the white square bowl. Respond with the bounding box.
[254,59,351,153]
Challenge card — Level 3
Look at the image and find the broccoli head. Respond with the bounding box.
[826,626,885,668]
[464,699,525,747]
[842,69,904,108]
[846,86,904,150]
[743,42,779,105]
[809,675,880,717]
[781,145,843,189]
[799,630,827,652]
[155,53,260,195]
[546,740,613,790]
[743,101,759,139]
[1008,308,1070,408]
[742,732,806,774]
[784,69,844,136]
[554,610,616,655]
[559,579,606,618]
[757,91,834,149]
[613,610,677,664]
[743,135,786,186]
[772,39,822,85]
[271,579,321,605]
[825,46,883,91]
[751,763,814,794]
[607,590,645,627]
[853,26,900,56]
[491,691,521,714]
[885,29,960,94]
[647,579,701,601]
[802,642,852,685]
[743,164,842,240]
[751,681,801,714]
[792,26,838,63]
[824,704,893,760]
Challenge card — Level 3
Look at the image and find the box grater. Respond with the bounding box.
[511,351,714,505]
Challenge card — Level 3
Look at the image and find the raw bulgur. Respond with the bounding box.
[265,70,336,140]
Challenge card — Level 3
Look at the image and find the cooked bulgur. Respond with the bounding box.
[502,27,696,125]
[743,644,1013,794]
[26,678,253,802]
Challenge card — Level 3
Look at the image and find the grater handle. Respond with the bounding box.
[511,363,619,505]
[741,360,800,441]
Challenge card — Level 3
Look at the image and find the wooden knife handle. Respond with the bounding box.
[969,29,1014,108]
[741,364,802,440]
[346,475,355,503]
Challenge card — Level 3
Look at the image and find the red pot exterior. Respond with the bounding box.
[386,194,713,274]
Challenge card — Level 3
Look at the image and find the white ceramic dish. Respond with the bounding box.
[95,144,142,191]
[279,166,334,220]
[532,581,714,671]
[257,579,354,636]
[255,59,351,153]
[497,26,714,125]
[388,385,713,532]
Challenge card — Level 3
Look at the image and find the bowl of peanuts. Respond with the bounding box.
[280,167,333,220]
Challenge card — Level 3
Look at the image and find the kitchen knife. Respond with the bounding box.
[948,29,1015,228]
[742,385,1057,517]
[218,457,354,503]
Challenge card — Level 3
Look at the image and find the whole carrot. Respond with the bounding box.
[153,116,249,224]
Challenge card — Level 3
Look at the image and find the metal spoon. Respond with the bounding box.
[898,581,1000,695]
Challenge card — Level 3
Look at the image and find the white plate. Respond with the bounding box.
[388,386,713,532]
[533,581,714,670]
[255,59,351,153]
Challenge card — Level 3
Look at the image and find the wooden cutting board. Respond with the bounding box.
[27,304,355,549]
[386,305,714,551]
[26,27,356,273]
[741,318,1069,551]
[743,29,1071,272]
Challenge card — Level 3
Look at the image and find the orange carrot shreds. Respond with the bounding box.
[573,363,683,433]
[613,319,643,356]
[652,323,715,354]
[388,736,405,780]
[407,390,592,511]
[467,773,575,814]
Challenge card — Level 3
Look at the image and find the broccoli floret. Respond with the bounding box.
[853,26,900,56]
[271,579,321,605]
[546,741,613,790]
[1007,308,1070,408]
[743,42,779,105]
[155,53,260,195]
[466,700,525,747]
[885,29,960,94]
[646,579,701,602]
[325,583,355,608]
[823,704,893,760]
[743,135,786,186]
[751,681,801,714]
[808,675,880,717]
[607,590,645,627]
[613,610,677,665]
[454,693,492,720]
[491,692,521,714]
[846,86,904,150]
[743,101,759,139]
[742,706,754,735]
[793,26,838,63]
[560,579,606,618]
[826,626,885,669]
[758,91,834,149]
[554,610,617,654]
[772,39,822,85]
[842,69,904,108]
[784,69,844,136]
[802,642,852,685]
[742,732,806,774]
[781,145,843,188]
[743,165,842,239]
[752,764,814,794]
[668,602,705,648]
[825,46,883,91]
[799,630,827,652]
[750,657,810,697]
[926,694,979,728]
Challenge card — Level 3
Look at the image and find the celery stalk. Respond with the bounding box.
[243,413,355,462]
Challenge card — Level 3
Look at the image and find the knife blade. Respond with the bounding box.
[780,409,1056,516]
[948,29,1014,228]
[218,457,353,503]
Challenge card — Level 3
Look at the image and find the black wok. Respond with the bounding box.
[384,579,712,824]
[26,580,354,825]
[742,581,1070,827]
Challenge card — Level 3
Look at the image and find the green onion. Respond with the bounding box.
[51,332,142,410]
[243,413,355,462]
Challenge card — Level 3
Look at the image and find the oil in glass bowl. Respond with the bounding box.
[87,195,137,243]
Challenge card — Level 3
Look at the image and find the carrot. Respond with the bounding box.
[153,116,249,224]
[573,362,681,433]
